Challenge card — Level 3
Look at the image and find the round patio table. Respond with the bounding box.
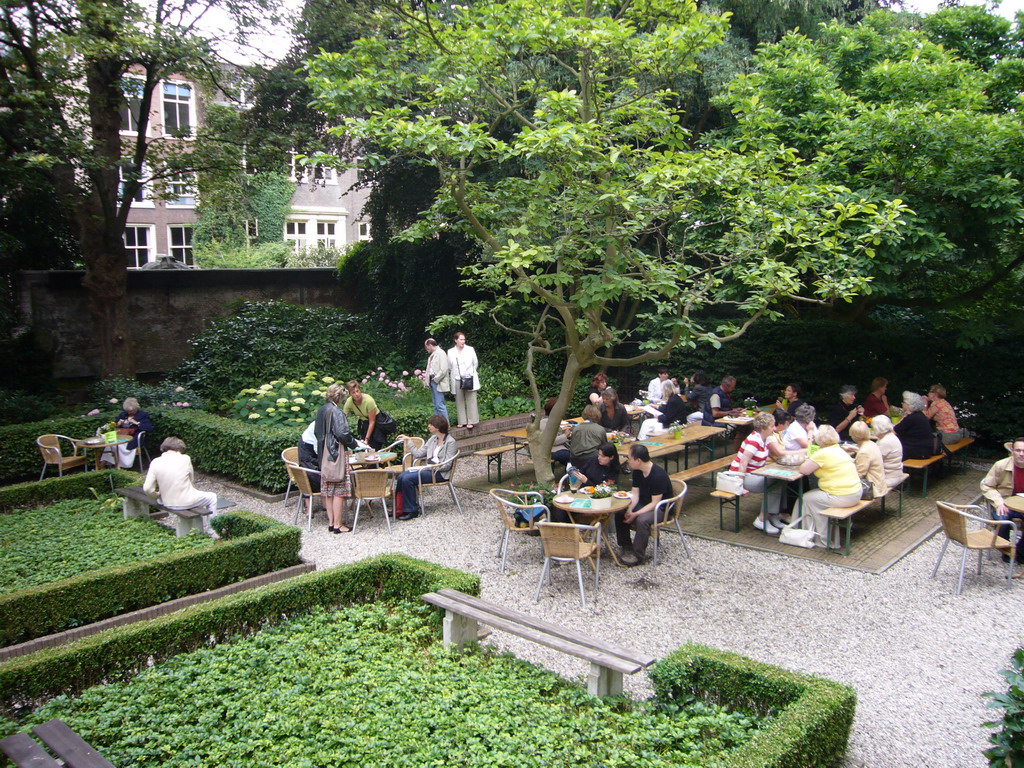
[551,492,631,567]
[74,435,130,470]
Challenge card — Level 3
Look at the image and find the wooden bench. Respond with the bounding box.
[0,718,114,768]
[821,499,874,556]
[878,473,910,518]
[943,436,975,471]
[672,455,738,531]
[116,486,212,537]
[903,454,945,497]
[474,444,517,483]
[422,588,655,697]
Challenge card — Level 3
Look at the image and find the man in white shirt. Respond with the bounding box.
[646,366,674,402]
[143,437,218,528]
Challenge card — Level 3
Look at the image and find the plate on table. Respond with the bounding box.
[81,437,105,446]
[612,491,630,500]
[554,494,574,504]
[363,454,380,462]
[579,486,595,496]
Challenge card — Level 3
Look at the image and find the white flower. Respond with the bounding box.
[293,397,306,405]
[291,406,300,411]
[248,413,261,419]
[259,384,273,391]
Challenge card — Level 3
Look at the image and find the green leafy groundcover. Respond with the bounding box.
[7,603,754,767]
[0,500,210,595]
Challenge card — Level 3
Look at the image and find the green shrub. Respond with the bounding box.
[171,301,395,404]
[193,240,291,269]
[0,554,478,714]
[86,377,205,413]
[230,371,328,427]
[0,414,111,485]
[0,510,301,647]
[649,643,857,768]
[0,470,140,514]
[150,408,296,493]
[984,646,1024,767]
[14,604,755,767]
[0,389,64,427]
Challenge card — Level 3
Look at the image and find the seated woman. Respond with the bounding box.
[103,397,153,469]
[775,383,805,417]
[923,384,963,444]
[894,391,936,460]
[782,404,817,451]
[143,437,218,528]
[394,415,458,521]
[637,381,688,440]
[587,372,608,405]
[861,377,890,420]
[598,387,630,432]
[871,415,905,489]
[767,409,794,460]
[828,384,864,442]
[572,442,620,487]
[728,412,785,534]
[850,421,886,499]
[796,425,863,547]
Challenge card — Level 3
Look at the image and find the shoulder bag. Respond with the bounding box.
[375,410,398,435]
[453,356,474,390]
[779,518,820,548]
[320,409,348,482]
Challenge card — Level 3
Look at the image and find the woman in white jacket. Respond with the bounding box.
[447,331,480,429]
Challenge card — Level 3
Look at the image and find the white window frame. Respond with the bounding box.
[124,225,154,269]
[162,80,195,138]
[118,162,152,208]
[168,225,194,266]
[357,221,371,242]
[165,173,196,207]
[285,220,308,250]
[315,220,338,248]
[120,75,145,136]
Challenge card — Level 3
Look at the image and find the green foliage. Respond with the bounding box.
[171,301,391,404]
[0,332,57,405]
[0,389,63,427]
[231,371,329,427]
[0,500,211,596]
[193,241,292,269]
[149,408,296,493]
[87,377,205,412]
[0,470,140,515]
[11,605,754,767]
[650,643,857,768]
[0,555,478,714]
[285,244,347,268]
[983,646,1024,767]
[0,510,301,647]
[0,414,111,485]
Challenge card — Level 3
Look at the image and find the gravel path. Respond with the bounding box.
[200,457,1022,768]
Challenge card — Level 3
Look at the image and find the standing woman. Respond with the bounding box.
[343,380,384,450]
[448,331,480,430]
[315,383,358,534]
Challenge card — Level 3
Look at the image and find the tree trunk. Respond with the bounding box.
[527,354,582,486]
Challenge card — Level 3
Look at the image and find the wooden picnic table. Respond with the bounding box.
[751,460,806,534]
[617,424,725,471]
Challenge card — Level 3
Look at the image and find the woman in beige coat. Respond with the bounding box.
[850,421,886,499]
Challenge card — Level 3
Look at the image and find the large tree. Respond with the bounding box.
[307,0,908,482]
[0,0,276,375]
[719,8,1024,344]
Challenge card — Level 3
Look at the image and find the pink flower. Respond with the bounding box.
[86,408,100,416]
[402,370,409,376]
[175,386,185,392]
[182,402,189,407]
[109,398,118,404]
[362,378,369,383]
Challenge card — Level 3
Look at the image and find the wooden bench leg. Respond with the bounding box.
[588,663,623,697]
[122,496,150,520]
[492,453,502,484]
[718,495,739,532]
[443,610,479,650]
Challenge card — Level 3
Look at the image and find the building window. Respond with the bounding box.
[169,226,194,266]
[166,175,195,207]
[316,221,337,248]
[244,218,259,243]
[124,226,152,268]
[285,221,307,249]
[118,163,147,205]
[357,222,371,241]
[314,165,335,184]
[120,85,143,134]
[163,82,193,136]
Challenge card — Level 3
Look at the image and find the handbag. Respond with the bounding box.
[715,471,745,495]
[375,410,398,434]
[460,376,474,391]
[860,477,874,501]
[116,427,136,437]
[320,445,347,482]
[779,520,820,548]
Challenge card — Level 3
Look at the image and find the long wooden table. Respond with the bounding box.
[617,424,725,471]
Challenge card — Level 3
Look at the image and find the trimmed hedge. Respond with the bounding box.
[150,408,296,493]
[0,470,141,514]
[0,511,301,648]
[0,414,110,485]
[649,643,857,768]
[0,554,479,716]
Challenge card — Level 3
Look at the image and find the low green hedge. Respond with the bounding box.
[0,470,141,514]
[0,554,478,716]
[150,409,295,493]
[0,511,302,648]
[649,643,857,768]
[0,414,111,485]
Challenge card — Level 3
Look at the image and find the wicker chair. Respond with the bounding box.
[490,488,550,574]
[412,452,463,515]
[281,447,299,503]
[650,479,689,566]
[351,469,393,534]
[37,434,88,481]
[286,462,322,531]
[931,501,1017,595]
[534,522,602,609]
[396,437,426,471]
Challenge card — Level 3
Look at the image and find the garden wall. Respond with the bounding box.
[16,269,359,379]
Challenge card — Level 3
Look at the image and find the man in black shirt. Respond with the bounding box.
[615,444,674,566]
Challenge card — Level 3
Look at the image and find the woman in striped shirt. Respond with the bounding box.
[729,411,786,534]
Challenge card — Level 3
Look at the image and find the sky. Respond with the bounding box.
[211,0,1024,66]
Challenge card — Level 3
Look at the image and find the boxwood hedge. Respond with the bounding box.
[0,469,140,514]
[649,643,857,768]
[0,511,302,648]
[0,554,478,716]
